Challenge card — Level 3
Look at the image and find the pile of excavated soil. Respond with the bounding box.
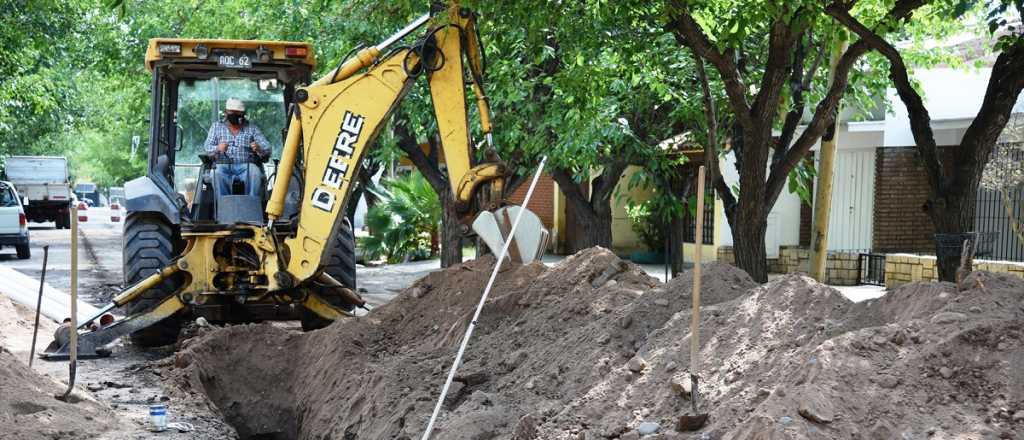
[0,349,115,440]
[169,248,1024,439]
[0,294,59,355]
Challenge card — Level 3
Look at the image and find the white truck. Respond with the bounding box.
[4,156,73,229]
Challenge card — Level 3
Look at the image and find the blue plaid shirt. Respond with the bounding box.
[204,121,272,164]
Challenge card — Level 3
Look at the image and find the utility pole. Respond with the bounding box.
[810,35,848,281]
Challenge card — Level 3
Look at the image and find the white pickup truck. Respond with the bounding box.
[4,156,73,229]
[0,181,30,258]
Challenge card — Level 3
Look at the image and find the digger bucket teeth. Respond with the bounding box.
[40,295,187,360]
[472,206,549,264]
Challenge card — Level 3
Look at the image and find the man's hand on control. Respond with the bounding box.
[217,142,228,153]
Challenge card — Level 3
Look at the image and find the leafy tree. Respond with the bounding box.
[826,0,1024,281]
[0,0,83,156]
[362,170,441,263]
[666,0,932,281]
[472,1,699,252]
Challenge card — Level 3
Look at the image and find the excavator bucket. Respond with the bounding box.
[472,206,549,264]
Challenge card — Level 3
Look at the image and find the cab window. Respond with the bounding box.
[175,77,286,203]
[0,185,19,207]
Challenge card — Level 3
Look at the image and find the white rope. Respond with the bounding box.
[420,156,548,440]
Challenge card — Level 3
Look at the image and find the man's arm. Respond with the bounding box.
[250,125,272,158]
[204,123,221,153]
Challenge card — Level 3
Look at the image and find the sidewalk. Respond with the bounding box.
[356,253,887,307]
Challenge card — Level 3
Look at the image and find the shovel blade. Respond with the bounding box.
[677,414,709,431]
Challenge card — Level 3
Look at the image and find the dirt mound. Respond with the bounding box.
[0,349,115,440]
[170,248,1024,439]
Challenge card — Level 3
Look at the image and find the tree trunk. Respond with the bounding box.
[669,215,685,276]
[572,206,613,251]
[927,171,981,282]
[392,119,464,268]
[666,166,697,277]
[439,190,463,268]
[731,210,769,282]
[550,164,626,252]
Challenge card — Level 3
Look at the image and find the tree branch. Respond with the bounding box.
[764,39,872,207]
[954,43,1024,194]
[667,6,754,132]
[392,119,447,192]
[764,0,931,207]
[591,159,629,210]
[550,167,595,216]
[751,16,806,125]
[692,47,737,214]
[774,31,811,169]
[824,0,942,193]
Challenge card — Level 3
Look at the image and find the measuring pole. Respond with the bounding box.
[421,156,548,440]
[809,36,848,281]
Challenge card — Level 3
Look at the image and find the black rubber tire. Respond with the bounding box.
[301,218,358,331]
[15,244,30,260]
[55,212,69,229]
[123,212,184,347]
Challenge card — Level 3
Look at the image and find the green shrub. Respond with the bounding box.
[362,171,440,263]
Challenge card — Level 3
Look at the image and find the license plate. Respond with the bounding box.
[213,50,255,69]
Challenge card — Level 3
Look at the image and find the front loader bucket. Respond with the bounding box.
[472,206,549,264]
[40,295,186,360]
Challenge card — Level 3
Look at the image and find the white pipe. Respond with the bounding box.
[0,266,100,324]
[420,156,548,440]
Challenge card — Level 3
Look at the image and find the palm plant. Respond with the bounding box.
[361,170,441,263]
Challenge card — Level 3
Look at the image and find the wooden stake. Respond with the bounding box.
[690,166,706,379]
[810,37,849,281]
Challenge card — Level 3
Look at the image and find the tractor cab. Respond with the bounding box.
[131,38,315,227]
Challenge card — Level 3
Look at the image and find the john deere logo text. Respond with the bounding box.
[312,111,365,212]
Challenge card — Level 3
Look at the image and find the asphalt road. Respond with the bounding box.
[1,206,125,308]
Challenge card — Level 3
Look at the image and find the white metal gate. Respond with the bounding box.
[821,149,876,251]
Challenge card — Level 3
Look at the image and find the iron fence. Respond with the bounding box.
[858,253,886,286]
[974,187,1024,262]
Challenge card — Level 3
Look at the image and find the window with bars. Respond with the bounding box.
[683,190,715,244]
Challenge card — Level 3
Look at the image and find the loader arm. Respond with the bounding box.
[265,6,510,286]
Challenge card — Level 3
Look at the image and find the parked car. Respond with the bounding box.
[0,181,30,259]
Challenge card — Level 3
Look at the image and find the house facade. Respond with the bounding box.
[715,66,1024,284]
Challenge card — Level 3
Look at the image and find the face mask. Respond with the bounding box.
[226,113,244,125]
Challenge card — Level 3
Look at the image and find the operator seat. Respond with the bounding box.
[196,153,265,225]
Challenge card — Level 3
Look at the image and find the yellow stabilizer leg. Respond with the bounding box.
[41,295,187,360]
[302,290,357,321]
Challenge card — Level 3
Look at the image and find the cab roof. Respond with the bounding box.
[145,38,316,71]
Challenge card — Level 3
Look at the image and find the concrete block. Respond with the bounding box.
[911,264,922,281]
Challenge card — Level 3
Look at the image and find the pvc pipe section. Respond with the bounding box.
[0,266,100,324]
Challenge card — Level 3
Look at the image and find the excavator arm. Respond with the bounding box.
[266,5,546,286]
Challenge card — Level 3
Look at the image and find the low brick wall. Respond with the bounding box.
[777,246,860,286]
[717,246,735,264]
[884,254,1024,288]
[716,246,861,285]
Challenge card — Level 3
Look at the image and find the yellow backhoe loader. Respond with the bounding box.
[43,3,548,359]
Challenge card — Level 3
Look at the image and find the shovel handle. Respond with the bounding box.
[690,166,705,375]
